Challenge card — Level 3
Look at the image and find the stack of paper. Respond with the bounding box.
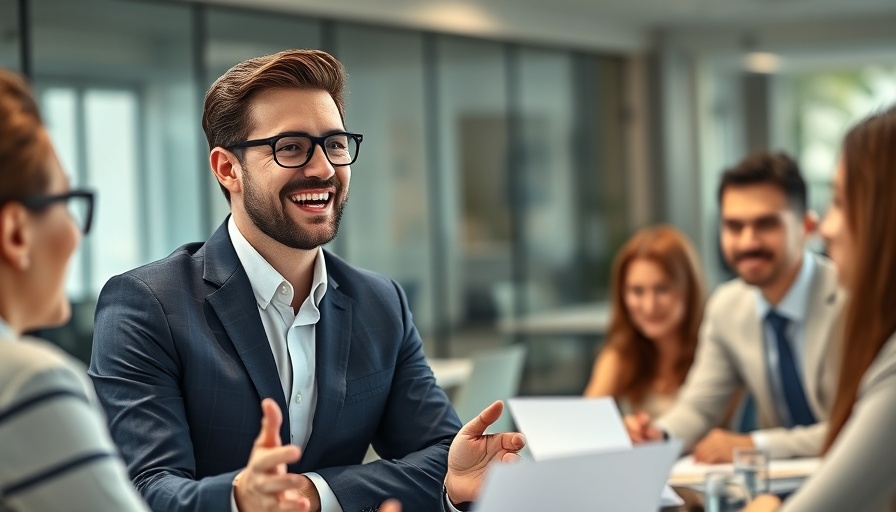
[668,455,821,486]
[484,397,684,511]
[506,397,631,460]
[475,440,684,512]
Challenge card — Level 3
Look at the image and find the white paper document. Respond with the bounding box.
[475,440,683,512]
[505,396,683,508]
[668,455,822,486]
[507,397,632,460]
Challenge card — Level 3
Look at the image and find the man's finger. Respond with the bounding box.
[255,472,306,494]
[256,398,284,448]
[379,499,402,512]
[276,489,309,512]
[624,416,645,443]
[251,445,302,472]
[501,452,522,464]
[460,400,504,437]
[645,424,664,441]
[635,411,652,428]
[499,432,526,451]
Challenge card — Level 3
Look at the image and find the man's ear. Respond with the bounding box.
[0,202,32,271]
[803,210,820,235]
[210,147,243,197]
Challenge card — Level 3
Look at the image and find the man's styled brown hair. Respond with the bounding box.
[823,105,896,453]
[0,70,52,202]
[717,151,808,214]
[202,49,347,202]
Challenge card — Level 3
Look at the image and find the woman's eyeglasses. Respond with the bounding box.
[17,189,96,235]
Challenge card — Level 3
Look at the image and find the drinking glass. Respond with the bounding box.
[733,447,770,500]
[703,471,750,512]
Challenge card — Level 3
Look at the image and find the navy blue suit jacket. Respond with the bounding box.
[89,221,461,512]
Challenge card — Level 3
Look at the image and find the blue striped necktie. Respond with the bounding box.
[765,310,816,427]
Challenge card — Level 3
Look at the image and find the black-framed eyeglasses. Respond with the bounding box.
[18,189,95,235]
[227,131,363,169]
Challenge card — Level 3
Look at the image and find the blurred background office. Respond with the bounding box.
[2,0,895,397]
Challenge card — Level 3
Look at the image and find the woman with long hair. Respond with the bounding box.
[583,225,705,417]
[746,106,896,511]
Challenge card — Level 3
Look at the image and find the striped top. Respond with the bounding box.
[0,325,148,511]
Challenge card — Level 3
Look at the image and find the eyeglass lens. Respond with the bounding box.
[66,195,90,233]
[273,134,358,167]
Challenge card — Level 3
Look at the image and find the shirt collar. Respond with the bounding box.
[754,251,816,323]
[227,216,328,310]
[0,315,12,340]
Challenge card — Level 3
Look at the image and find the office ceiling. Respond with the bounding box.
[174,0,896,52]
[496,0,896,27]
[230,0,896,29]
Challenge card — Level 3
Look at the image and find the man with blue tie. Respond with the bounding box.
[88,49,522,512]
[626,151,843,463]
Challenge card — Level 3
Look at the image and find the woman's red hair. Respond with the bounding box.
[605,225,705,403]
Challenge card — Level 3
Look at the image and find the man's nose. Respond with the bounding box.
[738,225,762,247]
[301,144,336,180]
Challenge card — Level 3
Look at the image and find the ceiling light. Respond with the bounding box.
[744,52,781,74]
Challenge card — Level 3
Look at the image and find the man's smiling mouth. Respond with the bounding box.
[289,191,332,207]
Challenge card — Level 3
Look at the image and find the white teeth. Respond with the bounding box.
[290,192,331,203]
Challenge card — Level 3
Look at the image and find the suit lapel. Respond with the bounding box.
[202,221,291,443]
[299,273,352,469]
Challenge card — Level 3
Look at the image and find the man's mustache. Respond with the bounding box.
[734,249,773,262]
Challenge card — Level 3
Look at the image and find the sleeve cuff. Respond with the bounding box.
[750,431,769,452]
[305,472,343,512]
[230,471,243,512]
[443,483,474,512]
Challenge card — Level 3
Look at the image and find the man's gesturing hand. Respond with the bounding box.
[234,398,310,512]
[444,400,526,505]
[693,428,754,463]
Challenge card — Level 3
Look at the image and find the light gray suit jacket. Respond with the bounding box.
[656,253,844,458]
[781,332,896,512]
[0,335,147,512]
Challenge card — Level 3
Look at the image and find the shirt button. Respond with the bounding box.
[295,392,303,405]
[280,286,289,295]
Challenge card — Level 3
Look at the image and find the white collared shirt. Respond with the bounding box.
[0,316,12,338]
[751,252,817,446]
[228,217,342,512]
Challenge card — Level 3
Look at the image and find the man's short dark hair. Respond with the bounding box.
[717,151,807,214]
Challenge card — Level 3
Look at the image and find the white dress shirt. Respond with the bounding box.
[227,217,342,512]
[751,252,816,449]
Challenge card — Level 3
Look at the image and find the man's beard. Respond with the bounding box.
[242,166,347,250]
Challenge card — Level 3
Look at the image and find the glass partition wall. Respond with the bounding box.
[17,0,628,394]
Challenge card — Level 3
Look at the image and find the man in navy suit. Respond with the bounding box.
[89,49,513,512]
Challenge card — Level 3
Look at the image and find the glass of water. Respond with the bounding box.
[703,471,750,512]
[733,447,770,500]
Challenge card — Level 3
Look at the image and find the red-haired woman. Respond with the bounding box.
[584,225,705,418]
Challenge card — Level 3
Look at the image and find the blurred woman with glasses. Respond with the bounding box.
[0,70,147,511]
[746,106,896,511]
